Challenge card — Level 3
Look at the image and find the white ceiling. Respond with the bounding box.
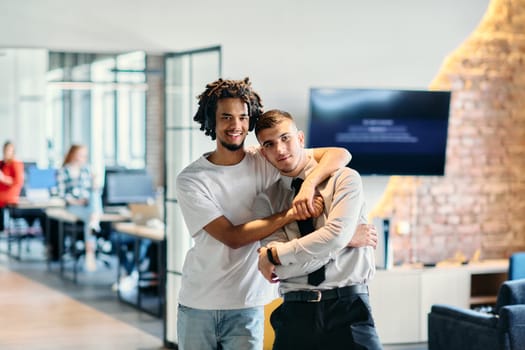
[0,0,491,55]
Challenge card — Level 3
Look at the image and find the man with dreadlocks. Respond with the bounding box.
[175,77,358,350]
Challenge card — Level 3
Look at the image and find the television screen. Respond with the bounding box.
[103,170,155,206]
[308,88,451,175]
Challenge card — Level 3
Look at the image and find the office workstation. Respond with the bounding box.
[43,168,161,281]
[1,0,524,349]
[2,166,64,260]
[2,164,161,282]
[103,169,165,316]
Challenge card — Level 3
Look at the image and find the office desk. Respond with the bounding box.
[113,222,164,241]
[113,222,165,317]
[15,197,65,210]
[46,208,128,282]
[3,197,65,260]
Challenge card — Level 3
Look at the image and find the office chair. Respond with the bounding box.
[509,252,525,280]
[4,206,45,260]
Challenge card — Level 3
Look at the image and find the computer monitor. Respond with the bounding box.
[103,169,155,206]
[26,167,57,189]
[23,162,37,172]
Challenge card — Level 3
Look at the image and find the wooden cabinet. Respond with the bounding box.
[467,261,508,307]
[368,260,508,344]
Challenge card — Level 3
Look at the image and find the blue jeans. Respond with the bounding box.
[177,304,264,350]
[111,232,152,275]
[66,190,103,245]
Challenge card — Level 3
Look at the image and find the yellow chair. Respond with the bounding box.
[263,298,283,350]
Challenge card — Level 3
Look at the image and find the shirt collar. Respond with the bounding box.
[278,156,318,191]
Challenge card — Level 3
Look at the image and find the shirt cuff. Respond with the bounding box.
[275,240,299,266]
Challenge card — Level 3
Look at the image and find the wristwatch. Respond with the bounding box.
[266,247,280,265]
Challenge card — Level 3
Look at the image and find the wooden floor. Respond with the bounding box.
[0,266,165,350]
[0,238,427,350]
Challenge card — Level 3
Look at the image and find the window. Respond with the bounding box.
[46,51,147,175]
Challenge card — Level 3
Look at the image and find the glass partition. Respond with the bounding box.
[164,46,221,345]
[46,51,147,175]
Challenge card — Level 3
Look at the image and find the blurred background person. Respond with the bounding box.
[57,144,102,271]
[0,141,24,232]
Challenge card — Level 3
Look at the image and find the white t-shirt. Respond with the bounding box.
[175,146,280,309]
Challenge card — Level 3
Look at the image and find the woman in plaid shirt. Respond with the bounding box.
[57,144,102,271]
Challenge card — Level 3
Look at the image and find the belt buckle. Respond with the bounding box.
[307,290,322,302]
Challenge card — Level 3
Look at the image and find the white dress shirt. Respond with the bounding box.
[253,157,375,294]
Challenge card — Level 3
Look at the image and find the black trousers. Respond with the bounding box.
[0,207,46,234]
[0,207,5,231]
[270,293,383,350]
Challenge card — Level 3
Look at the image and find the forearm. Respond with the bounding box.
[267,243,332,279]
[259,245,331,283]
[0,172,13,185]
[309,147,351,186]
[294,148,351,216]
[275,257,331,279]
[205,209,295,249]
[280,170,363,265]
[274,223,351,266]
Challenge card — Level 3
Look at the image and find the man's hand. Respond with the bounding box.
[292,178,316,220]
[288,194,324,222]
[311,195,324,218]
[0,170,13,186]
[348,224,378,248]
[258,247,279,283]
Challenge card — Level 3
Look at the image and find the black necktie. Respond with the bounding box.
[291,178,326,286]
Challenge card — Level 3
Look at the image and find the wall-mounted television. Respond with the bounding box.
[308,88,451,176]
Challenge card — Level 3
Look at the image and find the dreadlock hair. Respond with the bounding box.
[193,77,264,140]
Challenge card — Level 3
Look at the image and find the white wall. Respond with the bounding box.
[0,49,48,163]
[0,0,489,124]
[0,0,490,215]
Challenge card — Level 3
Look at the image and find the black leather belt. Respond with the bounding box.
[283,284,368,303]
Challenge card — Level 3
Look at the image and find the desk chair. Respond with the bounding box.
[509,252,525,280]
[2,166,56,260]
[61,222,113,282]
[4,206,45,260]
[0,207,8,253]
[46,209,107,283]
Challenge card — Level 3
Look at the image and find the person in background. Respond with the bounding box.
[254,110,381,349]
[57,144,102,272]
[0,141,24,232]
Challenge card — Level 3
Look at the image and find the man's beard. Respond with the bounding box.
[220,139,245,151]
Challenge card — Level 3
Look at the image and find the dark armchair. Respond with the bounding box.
[428,279,525,350]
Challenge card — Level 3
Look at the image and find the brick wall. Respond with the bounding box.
[371,0,525,263]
